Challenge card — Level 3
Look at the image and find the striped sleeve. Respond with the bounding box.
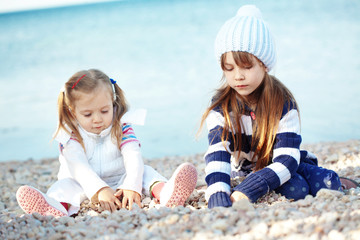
[120,123,140,149]
[233,102,302,202]
[204,109,233,208]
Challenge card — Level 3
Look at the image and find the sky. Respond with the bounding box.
[0,0,119,13]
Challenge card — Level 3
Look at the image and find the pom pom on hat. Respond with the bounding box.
[214,5,276,71]
[236,4,262,18]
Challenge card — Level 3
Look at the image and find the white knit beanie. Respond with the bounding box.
[214,5,276,71]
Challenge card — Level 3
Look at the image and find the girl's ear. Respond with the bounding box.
[258,59,267,72]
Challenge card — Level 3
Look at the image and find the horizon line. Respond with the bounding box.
[0,0,123,14]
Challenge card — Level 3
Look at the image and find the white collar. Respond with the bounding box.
[78,124,112,139]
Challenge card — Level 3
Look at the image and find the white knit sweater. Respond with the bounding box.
[55,123,144,201]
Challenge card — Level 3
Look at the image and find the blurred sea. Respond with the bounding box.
[0,0,359,162]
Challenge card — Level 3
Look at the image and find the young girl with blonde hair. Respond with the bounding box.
[200,5,357,208]
[16,69,197,216]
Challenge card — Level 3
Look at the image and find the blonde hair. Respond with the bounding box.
[53,69,128,150]
[200,51,298,170]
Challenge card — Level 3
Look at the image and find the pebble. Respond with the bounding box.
[0,139,359,239]
[211,219,228,231]
[232,199,255,211]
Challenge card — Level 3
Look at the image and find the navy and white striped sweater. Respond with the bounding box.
[204,101,303,208]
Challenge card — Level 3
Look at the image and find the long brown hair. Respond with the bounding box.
[53,69,128,150]
[199,51,298,170]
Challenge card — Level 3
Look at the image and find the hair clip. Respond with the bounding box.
[110,78,117,101]
[72,74,86,89]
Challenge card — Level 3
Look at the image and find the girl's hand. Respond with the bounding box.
[98,187,122,212]
[114,189,142,210]
[230,191,249,202]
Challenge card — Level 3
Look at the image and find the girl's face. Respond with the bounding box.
[223,52,266,100]
[73,84,113,134]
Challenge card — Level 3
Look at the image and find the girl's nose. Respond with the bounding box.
[235,69,245,81]
[93,113,102,123]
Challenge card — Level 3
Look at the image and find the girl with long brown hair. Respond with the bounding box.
[16,69,197,217]
[200,5,355,209]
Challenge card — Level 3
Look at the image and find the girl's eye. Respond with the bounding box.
[241,64,253,70]
[102,110,108,114]
[224,66,233,71]
[84,114,91,117]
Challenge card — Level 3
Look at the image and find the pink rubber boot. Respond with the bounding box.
[16,185,68,217]
[160,163,198,207]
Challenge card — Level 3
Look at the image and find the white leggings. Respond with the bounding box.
[46,165,167,215]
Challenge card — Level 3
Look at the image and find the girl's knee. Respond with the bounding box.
[298,164,342,194]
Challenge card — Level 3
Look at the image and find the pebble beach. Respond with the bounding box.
[1,139,360,240]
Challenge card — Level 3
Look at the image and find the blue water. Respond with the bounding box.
[0,0,359,162]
